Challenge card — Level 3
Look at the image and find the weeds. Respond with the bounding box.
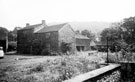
[27,63,44,74]
[0,56,102,82]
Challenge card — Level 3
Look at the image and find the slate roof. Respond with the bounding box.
[75,34,90,39]
[36,23,67,33]
[20,24,42,30]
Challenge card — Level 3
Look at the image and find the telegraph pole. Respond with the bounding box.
[106,37,109,64]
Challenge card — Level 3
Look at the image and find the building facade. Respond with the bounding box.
[17,20,91,55]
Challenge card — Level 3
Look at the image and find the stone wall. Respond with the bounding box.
[120,62,135,82]
[59,24,76,54]
[17,28,35,54]
[35,32,59,55]
[64,64,121,82]
[87,69,121,82]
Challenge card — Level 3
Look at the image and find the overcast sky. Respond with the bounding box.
[0,0,135,30]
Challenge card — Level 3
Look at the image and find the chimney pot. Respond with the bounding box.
[26,23,30,27]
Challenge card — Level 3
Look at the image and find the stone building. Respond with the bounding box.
[75,34,90,51]
[17,20,91,55]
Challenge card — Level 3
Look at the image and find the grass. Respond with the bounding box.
[0,53,104,82]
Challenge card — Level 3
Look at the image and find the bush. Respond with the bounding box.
[106,53,119,63]
[8,41,17,51]
[47,56,101,81]
[28,64,44,74]
[21,75,37,82]
[41,49,50,55]
[61,42,72,55]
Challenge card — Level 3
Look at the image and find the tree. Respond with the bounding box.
[0,27,8,38]
[100,23,122,43]
[75,30,80,34]
[100,16,135,50]
[81,29,95,40]
[121,17,135,44]
[8,27,22,41]
[100,23,128,51]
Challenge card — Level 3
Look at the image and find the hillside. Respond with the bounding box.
[69,22,111,34]
[48,21,111,34]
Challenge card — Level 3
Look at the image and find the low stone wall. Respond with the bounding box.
[64,64,121,82]
[120,62,135,82]
[93,70,120,82]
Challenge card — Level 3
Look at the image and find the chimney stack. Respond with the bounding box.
[42,20,47,26]
[26,23,30,27]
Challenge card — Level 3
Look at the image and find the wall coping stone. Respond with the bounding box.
[119,61,135,63]
[63,64,120,82]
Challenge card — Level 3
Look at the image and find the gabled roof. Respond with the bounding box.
[20,24,42,30]
[90,40,96,46]
[36,23,67,33]
[75,34,90,39]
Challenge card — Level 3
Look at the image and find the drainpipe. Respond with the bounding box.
[6,32,8,53]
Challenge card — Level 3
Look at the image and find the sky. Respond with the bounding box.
[0,0,135,30]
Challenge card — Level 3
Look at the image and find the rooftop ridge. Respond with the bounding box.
[35,23,68,33]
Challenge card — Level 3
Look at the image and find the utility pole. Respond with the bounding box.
[115,46,118,62]
[106,37,109,64]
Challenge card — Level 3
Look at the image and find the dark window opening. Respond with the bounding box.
[76,46,85,51]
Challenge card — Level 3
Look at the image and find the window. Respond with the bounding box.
[46,33,51,38]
